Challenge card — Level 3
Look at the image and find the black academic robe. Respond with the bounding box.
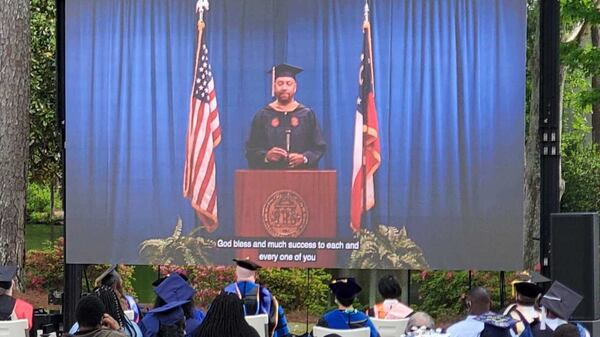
[245,104,326,169]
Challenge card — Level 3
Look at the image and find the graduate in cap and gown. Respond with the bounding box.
[223,258,290,337]
[245,63,327,169]
[533,281,590,337]
[447,287,516,337]
[503,281,545,336]
[140,273,203,337]
[0,266,33,329]
[316,278,380,337]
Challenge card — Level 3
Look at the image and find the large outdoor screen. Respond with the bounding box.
[64,0,526,270]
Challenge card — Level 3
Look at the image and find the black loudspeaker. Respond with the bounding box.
[550,212,600,320]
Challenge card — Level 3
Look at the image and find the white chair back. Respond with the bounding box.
[370,318,410,337]
[0,319,28,337]
[124,309,135,321]
[312,326,371,337]
[245,314,268,337]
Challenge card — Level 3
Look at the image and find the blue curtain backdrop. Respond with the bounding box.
[65,0,526,270]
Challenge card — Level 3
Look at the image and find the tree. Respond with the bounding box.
[523,0,595,269]
[0,0,31,276]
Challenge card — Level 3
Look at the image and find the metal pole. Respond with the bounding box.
[539,0,561,279]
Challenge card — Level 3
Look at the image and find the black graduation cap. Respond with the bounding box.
[94,264,118,287]
[514,281,544,298]
[540,281,583,320]
[0,266,16,289]
[233,258,262,271]
[329,277,362,300]
[529,271,551,284]
[269,63,303,79]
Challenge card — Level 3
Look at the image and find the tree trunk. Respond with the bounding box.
[592,25,600,146]
[0,0,31,284]
[523,12,541,270]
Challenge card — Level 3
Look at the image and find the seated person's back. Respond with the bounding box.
[0,266,33,329]
[317,278,379,337]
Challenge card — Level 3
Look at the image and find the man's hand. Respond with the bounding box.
[288,153,306,168]
[265,147,288,162]
[101,313,121,330]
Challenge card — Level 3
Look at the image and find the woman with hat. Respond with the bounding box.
[316,278,379,337]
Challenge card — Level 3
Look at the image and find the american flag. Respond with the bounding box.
[183,28,221,232]
[350,19,381,232]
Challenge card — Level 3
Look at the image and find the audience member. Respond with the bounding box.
[552,324,581,337]
[72,294,127,337]
[224,258,290,337]
[0,266,33,329]
[95,265,142,323]
[535,281,589,337]
[447,287,515,337]
[406,311,435,333]
[367,274,413,319]
[192,292,259,337]
[316,277,379,337]
[70,285,142,336]
[141,273,199,337]
[503,281,543,336]
[142,301,188,337]
[152,273,205,324]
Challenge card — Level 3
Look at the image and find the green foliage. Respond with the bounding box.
[24,237,136,296]
[410,271,511,320]
[156,265,236,308]
[260,268,331,315]
[27,183,51,214]
[561,137,600,212]
[26,182,62,222]
[30,0,61,186]
[156,265,331,315]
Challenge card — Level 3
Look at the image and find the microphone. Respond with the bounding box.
[285,129,291,154]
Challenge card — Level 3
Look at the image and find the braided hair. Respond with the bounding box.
[158,319,186,337]
[192,292,259,337]
[94,285,139,336]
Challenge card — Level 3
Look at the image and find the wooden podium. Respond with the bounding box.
[235,170,336,267]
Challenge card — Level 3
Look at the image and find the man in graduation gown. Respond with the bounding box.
[447,287,516,337]
[245,63,327,169]
[533,281,590,337]
[503,281,544,336]
[316,277,380,337]
[0,266,33,329]
[223,258,290,337]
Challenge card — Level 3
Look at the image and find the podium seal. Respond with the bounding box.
[262,190,309,238]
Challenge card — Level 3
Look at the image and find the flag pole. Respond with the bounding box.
[361,0,370,229]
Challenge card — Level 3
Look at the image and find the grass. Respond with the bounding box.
[25,223,62,250]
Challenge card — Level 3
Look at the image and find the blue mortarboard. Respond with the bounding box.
[540,281,583,320]
[142,300,188,337]
[154,273,196,303]
[329,278,362,300]
[514,281,543,298]
[152,272,189,287]
[269,63,303,79]
[0,266,16,289]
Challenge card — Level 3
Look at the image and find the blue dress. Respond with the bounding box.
[317,309,380,337]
